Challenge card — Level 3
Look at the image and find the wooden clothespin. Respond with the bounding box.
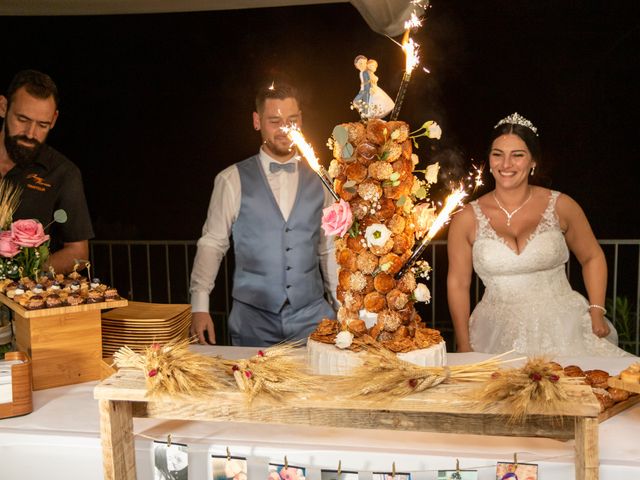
[337,460,342,475]
[284,455,288,469]
[391,461,396,478]
[513,452,518,469]
[226,446,231,461]
[166,433,172,448]
[456,458,460,472]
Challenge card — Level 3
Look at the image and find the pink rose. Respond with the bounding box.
[0,231,20,257]
[321,199,353,238]
[10,219,50,248]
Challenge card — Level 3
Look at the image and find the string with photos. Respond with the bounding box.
[132,430,569,478]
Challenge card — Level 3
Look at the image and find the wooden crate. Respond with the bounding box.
[95,369,602,480]
[0,351,33,419]
[1,293,127,390]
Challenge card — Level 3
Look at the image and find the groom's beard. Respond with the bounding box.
[2,120,44,167]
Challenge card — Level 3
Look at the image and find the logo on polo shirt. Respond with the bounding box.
[25,173,52,192]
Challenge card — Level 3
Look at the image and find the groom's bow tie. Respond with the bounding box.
[269,162,296,173]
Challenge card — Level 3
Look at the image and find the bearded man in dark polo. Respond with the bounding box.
[0,70,93,273]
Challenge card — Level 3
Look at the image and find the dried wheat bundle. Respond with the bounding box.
[0,179,22,229]
[113,338,231,398]
[223,342,319,403]
[340,343,521,401]
[473,356,585,423]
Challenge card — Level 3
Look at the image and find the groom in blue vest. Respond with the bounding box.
[190,82,337,346]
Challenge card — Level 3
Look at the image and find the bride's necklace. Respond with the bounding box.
[493,189,532,227]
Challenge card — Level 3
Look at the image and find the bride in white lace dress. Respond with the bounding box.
[447,113,630,356]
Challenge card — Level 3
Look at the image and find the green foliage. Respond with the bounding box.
[606,295,638,354]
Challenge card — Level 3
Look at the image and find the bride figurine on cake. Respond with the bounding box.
[447,112,631,356]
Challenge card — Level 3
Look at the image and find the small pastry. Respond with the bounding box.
[619,363,640,383]
[585,369,610,389]
[356,178,383,203]
[379,309,402,332]
[356,250,379,275]
[356,141,378,166]
[342,291,364,311]
[386,121,409,143]
[85,290,105,304]
[607,387,630,403]
[396,271,416,294]
[387,214,406,235]
[45,293,63,308]
[66,292,84,306]
[378,253,402,275]
[373,273,395,294]
[365,119,388,145]
[363,291,386,312]
[4,281,20,298]
[336,306,359,324]
[347,319,367,336]
[103,288,119,301]
[368,161,393,181]
[345,162,368,183]
[25,294,45,310]
[386,289,409,310]
[563,365,585,378]
[349,271,367,293]
[369,237,394,256]
[337,248,358,271]
[32,284,44,294]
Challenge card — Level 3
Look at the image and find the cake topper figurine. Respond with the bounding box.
[352,55,395,119]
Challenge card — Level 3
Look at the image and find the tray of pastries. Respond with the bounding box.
[608,362,640,394]
[560,362,640,421]
[0,271,126,316]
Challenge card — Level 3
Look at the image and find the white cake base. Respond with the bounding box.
[307,338,447,376]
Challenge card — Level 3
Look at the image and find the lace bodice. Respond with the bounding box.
[468,190,629,356]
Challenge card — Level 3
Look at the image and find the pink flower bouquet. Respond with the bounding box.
[0,219,50,280]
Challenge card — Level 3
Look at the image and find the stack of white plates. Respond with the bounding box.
[101,301,191,357]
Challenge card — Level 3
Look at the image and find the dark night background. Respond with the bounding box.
[2,1,639,242]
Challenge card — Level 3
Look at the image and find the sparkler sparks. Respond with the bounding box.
[404,12,423,30]
[283,125,339,201]
[396,185,468,279]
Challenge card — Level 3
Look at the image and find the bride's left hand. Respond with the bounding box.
[591,314,610,337]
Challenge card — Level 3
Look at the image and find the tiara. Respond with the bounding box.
[494,112,538,135]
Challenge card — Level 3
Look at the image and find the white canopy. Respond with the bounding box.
[0,0,422,37]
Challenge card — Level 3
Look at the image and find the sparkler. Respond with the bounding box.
[283,126,340,201]
[390,36,420,121]
[395,186,467,279]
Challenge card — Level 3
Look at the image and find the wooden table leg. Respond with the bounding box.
[99,399,137,480]
[575,417,599,480]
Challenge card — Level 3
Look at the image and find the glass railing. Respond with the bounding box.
[90,239,640,355]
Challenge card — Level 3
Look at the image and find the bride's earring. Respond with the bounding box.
[530,165,536,176]
[489,168,493,174]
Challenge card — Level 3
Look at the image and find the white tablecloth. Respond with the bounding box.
[0,347,638,480]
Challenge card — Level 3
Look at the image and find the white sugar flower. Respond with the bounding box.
[328,159,340,179]
[335,330,354,349]
[411,153,419,165]
[364,223,392,248]
[414,283,431,303]
[424,121,442,139]
[425,162,440,184]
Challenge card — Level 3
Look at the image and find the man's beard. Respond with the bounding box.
[2,122,44,167]
[264,135,293,158]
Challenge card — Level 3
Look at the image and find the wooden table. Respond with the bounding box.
[1,293,127,390]
[94,367,602,480]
